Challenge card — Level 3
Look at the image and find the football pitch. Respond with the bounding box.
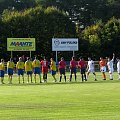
[0,72,120,120]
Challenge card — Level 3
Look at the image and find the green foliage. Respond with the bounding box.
[1,6,76,58]
[81,18,120,57]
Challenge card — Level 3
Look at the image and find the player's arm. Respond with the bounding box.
[76,61,78,68]
[13,62,16,73]
[112,53,115,61]
[78,62,81,68]
[86,63,89,71]
[16,62,18,70]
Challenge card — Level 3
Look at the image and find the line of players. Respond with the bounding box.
[0,53,120,84]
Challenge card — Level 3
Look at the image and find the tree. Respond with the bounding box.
[1,6,76,59]
[0,0,36,14]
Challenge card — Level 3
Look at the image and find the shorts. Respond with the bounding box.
[59,68,65,75]
[81,68,86,74]
[42,68,48,73]
[51,70,56,75]
[34,67,41,74]
[100,66,106,73]
[7,68,13,75]
[88,69,95,73]
[70,67,76,74]
[26,71,32,75]
[108,68,114,74]
[18,69,24,75]
[0,70,4,77]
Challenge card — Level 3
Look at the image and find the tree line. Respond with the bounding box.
[0,0,120,60]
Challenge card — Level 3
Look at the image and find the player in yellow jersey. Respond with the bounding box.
[0,59,5,84]
[25,57,33,83]
[16,57,25,84]
[7,58,15,84]
[50,58,57,82]
[32,57,41,83]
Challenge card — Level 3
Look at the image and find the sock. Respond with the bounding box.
[22,77,24,83]
[110,74,113,79]
[27,77,29,83]
[82,74,84,81]
[93,73,96,79]
[64,76,66,82]
[70,75,72,81]
[34,76,36,83]
[75,74,77,81]
[84,74,87,80]
[18,76,20,83]
[86,75,88,80]
[60,76,62,82]
[39,75,41,83]
[103,73,106,79]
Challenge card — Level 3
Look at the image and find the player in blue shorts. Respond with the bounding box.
[7,58,15,84]
[25,57,33,83]
[50,58,57,82]
[16,57,25,84]
[32,57,41,83]
[0,59,5,84]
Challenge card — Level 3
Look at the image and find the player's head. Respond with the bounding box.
[88,57,91,61]
[100,57,103,60]
[27,57,30,61]
[107,57,111,61]
[79,56,84,60]
[1,59,4,62]
[10,58,13,62]
[116,57,120,61]
[61,57,64,61]
[50,58,53,61]
[19,57,22,61]
[43,56,46,60]
[34,56,37,60]
[72,56,75,60]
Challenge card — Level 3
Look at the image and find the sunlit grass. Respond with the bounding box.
[0,72,120,120]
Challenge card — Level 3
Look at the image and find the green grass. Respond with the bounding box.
[0,72,120,120]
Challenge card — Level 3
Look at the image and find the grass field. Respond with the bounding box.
[0,72,120,120]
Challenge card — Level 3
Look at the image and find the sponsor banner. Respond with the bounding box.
[52,38,78,51]
[7,38,35,51]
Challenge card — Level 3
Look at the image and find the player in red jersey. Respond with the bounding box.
[69,56,78,82]
[58,57,66,82]
[78,57,87,82]
[41,57,48,83]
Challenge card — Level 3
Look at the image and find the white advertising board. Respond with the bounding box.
[52,38,78,51]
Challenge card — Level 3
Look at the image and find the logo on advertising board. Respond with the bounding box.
[52,38,78,51]
[54,39,60,46]
[10,42,32,47]
[7,38,36,51]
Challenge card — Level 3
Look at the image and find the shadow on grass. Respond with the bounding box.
[0,79,120,86]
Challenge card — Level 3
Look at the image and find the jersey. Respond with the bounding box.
[107,59,114,70]
[41,60,48,73]
[0,62,5,71]
[7,61,14,69]
[59,60,66,69]
[78,60,86,68]
[51,60,56,71]
[25,61,32,72]
[70,60,77,68]
[99,59,106,67]
[32,60,40,68]
[16,61,24,69]
[117,60,120,73]
[88,60,94,70]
